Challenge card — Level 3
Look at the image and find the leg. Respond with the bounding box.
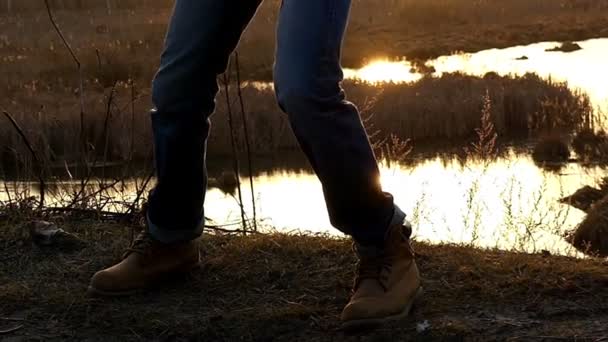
[148,0,262,243]
[88,0,262,296]
[274,0,404,246]
[274,0,422,329]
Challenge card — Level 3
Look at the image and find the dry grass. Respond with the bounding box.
[572,128,608,164]
[532,134,571,164]
[568,194,608,257]
[1,220,607,341]
[0,73,592,173]
[1,0,608,87]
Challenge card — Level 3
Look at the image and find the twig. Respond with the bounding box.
[44,0,88,196]
[0,325,23,334]
[67,83,117,208]
[234,52,257,232]
[0,317,24,322]
[101,83,117,181]
[509,336,606,341]
[206,225,255,235]
[223,59,248,232]
[123,170,154,218]
[129,80,136,162]
[2,111,45,209]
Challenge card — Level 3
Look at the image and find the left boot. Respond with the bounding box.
[340,222,423,330]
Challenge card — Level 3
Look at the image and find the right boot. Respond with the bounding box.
[88,231,200,296]
[340,223,423,330]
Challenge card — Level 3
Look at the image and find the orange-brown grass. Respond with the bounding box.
[568,194,608,257]
[1,0,608,87]
[0,73,592,170]
[532,134,571,164]
[572,128,608,163]
[1,219,607,340]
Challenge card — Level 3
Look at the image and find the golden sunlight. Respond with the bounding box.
[343,59,422,84]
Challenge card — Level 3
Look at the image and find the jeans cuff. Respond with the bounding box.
[390,204,407,227]
[147,212,205,244]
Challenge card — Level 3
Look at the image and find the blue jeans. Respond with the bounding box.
[147,0,405,246]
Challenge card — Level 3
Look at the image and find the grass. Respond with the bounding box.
[572,128,608,164]
[1,219,607,341]
[569,194,608,257]
[2,0,608,85]
[532,134,571,164]
[0,73,593,172]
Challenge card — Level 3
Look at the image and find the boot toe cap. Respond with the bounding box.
[88,268,137,295]
[341,297,388,322]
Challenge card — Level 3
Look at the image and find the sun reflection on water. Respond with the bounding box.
[343,59,422,84]
[1,155,602,256]
[343,38,608,111]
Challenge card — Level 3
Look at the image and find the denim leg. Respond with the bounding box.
[274,0,405,245]
[148,0,262,243]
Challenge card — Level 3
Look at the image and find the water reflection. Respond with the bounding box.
[3,155,603,257]
[344,38,608,112]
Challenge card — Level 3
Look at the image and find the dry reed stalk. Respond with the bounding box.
[235,52,257,232]
[223,60,248,232]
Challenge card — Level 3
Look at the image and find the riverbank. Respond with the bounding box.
[1,220,607,341]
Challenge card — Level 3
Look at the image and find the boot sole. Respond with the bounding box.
[87,260,201,297]
[340,286,424,332]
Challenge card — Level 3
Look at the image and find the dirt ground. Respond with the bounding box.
[1,220,607,341]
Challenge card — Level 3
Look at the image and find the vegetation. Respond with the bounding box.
[572,128,608,163]
[568,193,608,256]
[532,134,571,164]
[2,0,608,85]
[1,73,593,173]
[1,221,607,341]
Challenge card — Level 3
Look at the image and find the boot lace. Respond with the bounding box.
[353,245,393,292]
[122,231,154,259]
[352,224,413,292]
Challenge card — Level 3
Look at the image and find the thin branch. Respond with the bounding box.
[43,0,88,189]
[223,59,248,232]
[234,51,257,232]
[123,169,154,218]
[0,325,23,335]
[2,111,45,209]
[67,83,117,208]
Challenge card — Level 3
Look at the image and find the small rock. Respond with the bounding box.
[28,221,85,252]
[545,42,582,53]
[416,320,431,333]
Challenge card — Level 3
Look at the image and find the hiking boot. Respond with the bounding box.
[88,231,200,296]
[341,222,423,330]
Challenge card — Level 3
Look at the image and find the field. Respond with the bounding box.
[2,0,608,84]
[1,220,607,341]
[2,0,607,168]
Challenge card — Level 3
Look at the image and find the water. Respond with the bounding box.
[4,38,608,256]
[344,38,608,113]
[2,154,603,257]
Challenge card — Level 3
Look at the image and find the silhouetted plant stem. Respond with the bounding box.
[2,110,45,209]
[223,59,248,232]
[234,52,257,232]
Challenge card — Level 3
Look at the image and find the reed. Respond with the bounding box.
[0,73,593,172]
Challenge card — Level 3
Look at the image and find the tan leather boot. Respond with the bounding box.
[341,223,423,330]
[88,231,200,296]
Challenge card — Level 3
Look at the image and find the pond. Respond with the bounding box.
[3,38,608,257]
[344,38,608,114]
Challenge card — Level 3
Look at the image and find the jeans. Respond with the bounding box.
[147,0,406,246]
